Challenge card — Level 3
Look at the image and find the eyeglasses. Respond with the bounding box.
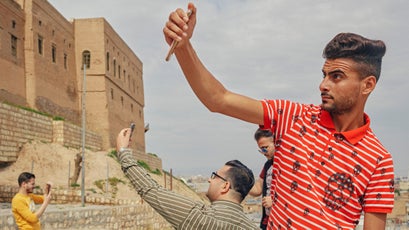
[258,146,268,154]
[211,172,228,182]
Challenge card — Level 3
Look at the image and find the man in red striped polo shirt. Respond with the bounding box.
[163,3,394,229]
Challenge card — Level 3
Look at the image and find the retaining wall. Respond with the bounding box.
[0,204,172,230]
[0,102,162,172]
[0,185,172,229]
[0,103,102,163]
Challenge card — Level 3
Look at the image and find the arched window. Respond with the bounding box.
[82,50,91,69]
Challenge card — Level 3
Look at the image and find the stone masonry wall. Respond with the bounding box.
[0,185,172,229]
[0,103,102,162]
[52,120,102,151]
[0,204,173,230]
[0,103,53,162]
[0,101,162,173]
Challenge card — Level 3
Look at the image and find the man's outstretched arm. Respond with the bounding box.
[117,128,202,228]
[164,3,264,125]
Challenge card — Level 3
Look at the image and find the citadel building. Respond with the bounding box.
[0,0,146,156]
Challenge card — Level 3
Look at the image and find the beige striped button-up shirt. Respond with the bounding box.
[119,148,258,230]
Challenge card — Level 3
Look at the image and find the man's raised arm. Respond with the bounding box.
[163,3,264,125]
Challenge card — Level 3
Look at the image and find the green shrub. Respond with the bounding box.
[151,168,162,175]
[107,150,118,160]
[71,183,80,188]
[137,160,151,171]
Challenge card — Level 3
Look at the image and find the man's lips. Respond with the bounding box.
[321,92,333,100]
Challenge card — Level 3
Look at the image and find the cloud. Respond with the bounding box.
[49,0,409,177]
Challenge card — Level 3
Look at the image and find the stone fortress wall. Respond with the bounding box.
[0,102,162,171]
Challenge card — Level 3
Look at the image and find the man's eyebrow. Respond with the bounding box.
[322,69,345,75]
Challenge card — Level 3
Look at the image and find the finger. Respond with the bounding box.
[174,7,190,22]
[187,2,197,20]
[170,10,189,32]
[123,128,131,138]
[163,24,183,44]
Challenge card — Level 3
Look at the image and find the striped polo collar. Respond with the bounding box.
[318,110,370,145]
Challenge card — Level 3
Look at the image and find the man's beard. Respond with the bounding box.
[321,101,352,115]
[321,93,354,115]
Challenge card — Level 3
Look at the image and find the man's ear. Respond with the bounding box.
[362,75,376,95]
[221,181,230,193]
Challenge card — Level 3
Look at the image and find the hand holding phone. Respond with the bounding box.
[45,183,51,195]
[165,9,193,61]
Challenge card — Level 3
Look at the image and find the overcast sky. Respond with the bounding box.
[49,0,409,178]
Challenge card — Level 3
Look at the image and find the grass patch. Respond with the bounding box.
[3,101,65,121]
[151,168,162,175]
[70,183,80,188]
[107,150,118,161]
[93,177,126,198]
[147,152,158,158]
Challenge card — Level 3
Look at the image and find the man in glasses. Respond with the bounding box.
[116,128,258,229]
[249,129,275,230]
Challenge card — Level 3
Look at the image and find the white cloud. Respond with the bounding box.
[49,0,409,177]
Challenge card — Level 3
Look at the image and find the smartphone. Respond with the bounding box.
[46,183,51,195]
[129,123,135,138]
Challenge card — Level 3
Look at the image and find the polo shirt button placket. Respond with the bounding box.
[320,132,334,166]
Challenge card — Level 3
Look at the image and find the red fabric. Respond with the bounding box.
[261,100,394,230]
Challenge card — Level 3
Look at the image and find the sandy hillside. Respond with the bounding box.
[0,141,205,202]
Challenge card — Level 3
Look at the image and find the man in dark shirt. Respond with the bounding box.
[249,129,275,229]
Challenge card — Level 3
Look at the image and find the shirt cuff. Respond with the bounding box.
[118,147,132,161]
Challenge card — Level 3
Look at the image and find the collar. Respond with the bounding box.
[318,110,370,145]
[212,200,243,210]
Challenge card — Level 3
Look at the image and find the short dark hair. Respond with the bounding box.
[18,172,35,186]
[323,32,386,81]
[254,128,273,141]
[224,160,254,202]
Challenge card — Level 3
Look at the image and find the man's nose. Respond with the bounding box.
[319,76,329,92]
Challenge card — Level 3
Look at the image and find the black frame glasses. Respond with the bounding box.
[211,172,228,182]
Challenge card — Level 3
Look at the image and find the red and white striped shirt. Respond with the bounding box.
[261,100,394,230]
